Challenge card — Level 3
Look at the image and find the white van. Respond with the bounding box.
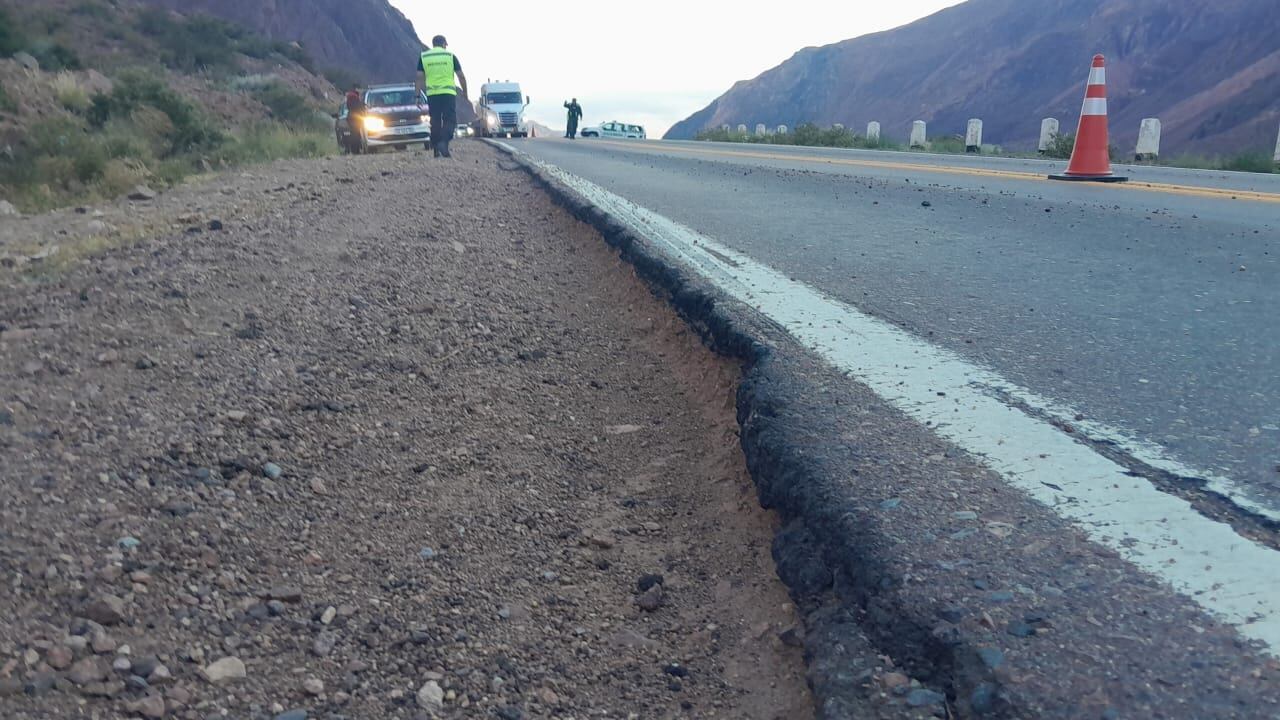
[580,121,646,139]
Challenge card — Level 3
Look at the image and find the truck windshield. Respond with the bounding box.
[366,89,419,107]
[486,92,523,104]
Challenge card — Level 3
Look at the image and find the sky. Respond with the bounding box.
[390,1,963,137]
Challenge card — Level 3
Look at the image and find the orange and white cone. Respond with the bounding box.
[1050,54,1127,183]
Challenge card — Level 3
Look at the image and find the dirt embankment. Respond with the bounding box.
[0,143,811,718]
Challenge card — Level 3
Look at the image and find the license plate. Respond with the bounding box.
[392,126,423,135]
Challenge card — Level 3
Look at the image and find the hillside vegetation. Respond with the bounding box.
[0,0,340,213]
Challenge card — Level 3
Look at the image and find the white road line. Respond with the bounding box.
[510,148,1280,657]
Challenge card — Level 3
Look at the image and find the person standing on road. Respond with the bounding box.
[564,98,583,139]
[416,35,468,158]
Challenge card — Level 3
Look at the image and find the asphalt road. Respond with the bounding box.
[508,137,1280,521]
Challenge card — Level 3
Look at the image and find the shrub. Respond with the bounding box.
[213,123,331,166]
[322,66,362,93]
[230,74,280,92]
[71,1,114,21]
[26,39,82,71]
[0,8,26,56]
[1220,152,1275,174]
[1043,132,1075,159]
[98,158,149,197]
[88,70,223,154]
[925,135,965,154]
[0,82,16,114]
[53,72,92,112]
[252,82,325,129]
[135,9,317,75]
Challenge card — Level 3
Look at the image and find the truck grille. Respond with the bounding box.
[499,112,518,126]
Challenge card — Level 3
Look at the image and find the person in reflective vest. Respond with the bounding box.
[415,35,469,158]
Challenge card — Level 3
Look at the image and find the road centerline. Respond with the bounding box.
[590,139,1280,204]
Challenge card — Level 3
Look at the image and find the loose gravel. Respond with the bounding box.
[0,143,812,719]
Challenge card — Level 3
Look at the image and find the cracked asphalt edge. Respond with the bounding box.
[488,141,994,718]
[488,140,1280,720]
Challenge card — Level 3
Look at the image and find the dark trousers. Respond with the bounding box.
[566,118,578,139]
[427,94,457,156]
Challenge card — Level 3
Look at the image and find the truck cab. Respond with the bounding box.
[475,81,530,138]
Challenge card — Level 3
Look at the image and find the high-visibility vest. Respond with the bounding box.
[420,48,457,96]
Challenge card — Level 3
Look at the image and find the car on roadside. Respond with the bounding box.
[580,121,645,139]
[333,83,431,153]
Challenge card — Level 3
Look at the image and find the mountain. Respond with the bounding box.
[140,0,425,86]
[666,0,1280,156]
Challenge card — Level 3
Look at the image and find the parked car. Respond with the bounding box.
[580,121,645,139]
[334,84,432,153]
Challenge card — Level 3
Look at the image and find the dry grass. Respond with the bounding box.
[52,71,90,112]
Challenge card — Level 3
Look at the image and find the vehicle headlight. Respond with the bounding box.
[486,114,499,127]
[420,115,430,124]
[363,116,386,132]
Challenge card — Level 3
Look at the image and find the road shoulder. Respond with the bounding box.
[0,144,810,718]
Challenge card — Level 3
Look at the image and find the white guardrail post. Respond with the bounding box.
[867,121,881,142]
[755,123,767,136]
[737,124,748,135]
[1039,118,1059,153]
[776,125,788,135]
[910,121,927,149]
[966,119,983,153]
[1135,118,1161,161]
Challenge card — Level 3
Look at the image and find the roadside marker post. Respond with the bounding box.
[1136,118,1161,161]
[755,123,767,136]
[737,124,748,135]
[867,121,881,142]
[1049,54,1127,183]
[1039,118,1059,153]
[966,119,983,153]
[910,121,927,149]
[776,125,788,135]
[1273,123,1280,164]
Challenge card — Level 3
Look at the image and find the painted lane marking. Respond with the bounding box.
[585,139,1280,204]
[511,147,1280,656]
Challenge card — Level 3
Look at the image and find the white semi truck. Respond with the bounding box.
[475,81,530,138]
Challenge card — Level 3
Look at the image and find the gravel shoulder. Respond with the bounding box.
[0,143,811,719]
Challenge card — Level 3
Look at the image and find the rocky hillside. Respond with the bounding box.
[140,0,425,86]
[0,0,341,212]
[667,0,1280,155]
[138,0,476,123]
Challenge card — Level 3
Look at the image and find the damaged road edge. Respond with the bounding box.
[489,141,1007,718]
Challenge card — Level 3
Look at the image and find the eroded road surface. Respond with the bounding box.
[503,137,1280,718]
[512,137,1280,519]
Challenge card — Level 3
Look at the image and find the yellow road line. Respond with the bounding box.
[590,140,1280,204]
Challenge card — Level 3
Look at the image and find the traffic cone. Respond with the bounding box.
[1049,54,1127,183]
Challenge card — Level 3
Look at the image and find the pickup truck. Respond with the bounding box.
[335,83,431,153]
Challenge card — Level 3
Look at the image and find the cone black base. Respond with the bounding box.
[1048,173,1129,183]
